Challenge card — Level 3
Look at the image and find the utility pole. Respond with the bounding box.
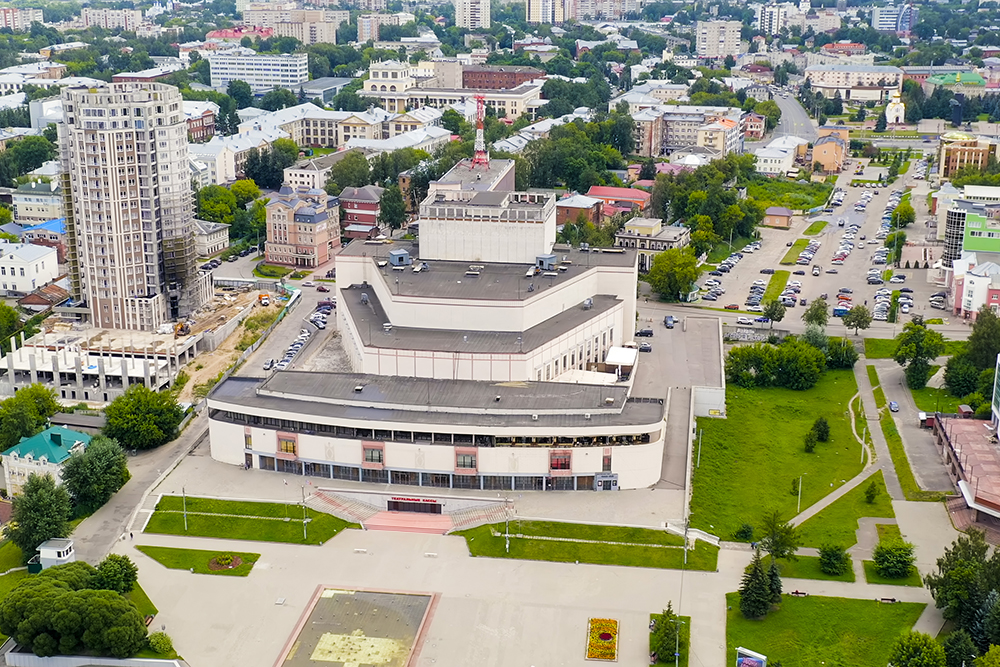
[797,475,803,514]
[182,486,188,532]
[696,429,703,468]
[301,485,310,541]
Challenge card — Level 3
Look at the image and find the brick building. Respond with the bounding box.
[462,65,544,90]
[339,185,384,239]
[183,101,218,143]
[265,186,340,268]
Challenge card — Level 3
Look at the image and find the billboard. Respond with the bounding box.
[736,646,767,667]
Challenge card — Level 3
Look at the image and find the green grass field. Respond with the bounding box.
[457,523,718,571]
[507,520,685,546]
[864,339,898,359]
[746,179,833,211]
[873,386,887,409]
[690,370,864,539]
[145,496,359,545]
[862,560,923,587]
[726,593,925,667]
[877,524,902,542]
[910,375,962,413]
[763,270,791,301]
[780,239,809,265]
[136,545,261,576]
[880,414,950,502]
[125,582,159,618]
[804,220,828,235]
[866,365,880,388]
[650,614,691,666]
[795,470,895,548]
[777,555,856,582]
[0,570,30,642]
[707,236,756,264]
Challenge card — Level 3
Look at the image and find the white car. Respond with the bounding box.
[301,280,315,287]
[736,316,754,325]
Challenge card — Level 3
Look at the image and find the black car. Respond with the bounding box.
[717,266,730,272]
[708,270,723,276]
[663,316,675,328]
[899,287,914,293]
[792,270,805,275]
[635,329,654,337]
[760,268,775,274]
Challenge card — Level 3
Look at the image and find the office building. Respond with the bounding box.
[871,1,918,34]
[60,82,210,330]
[696,20,743,59]
[813,126,849,173]
[338,185,383,238]
[81,8,145,30]
[183,100,218,143]
[938,131,1000,179]
[462,65,544,89]
[804,64,902,101]
[207,52,309,92]
[527,0,565,24]
[265,186,339,268]
[614,218,690,272]
[0,8,43,31]
[12,181,63,224]
[456,0,491,29]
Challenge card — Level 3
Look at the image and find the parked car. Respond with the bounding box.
[736,316,753,325]
[724,304,739,310]
[316,285,330,292]
[664,316,675,329]
[263,359,275,370]
[889,401,899,412]
[636,328,654,337]
[638,342,652,352]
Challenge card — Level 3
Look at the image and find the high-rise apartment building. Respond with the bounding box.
[60,82,210,330]
[526,0,565,24]
[456,0,491,29]
[871,1,918,34]
[696,20,742,59]
[757,3,787,35]
[206,53,309,91]
[0,8,43,31]
[81,8,145,30]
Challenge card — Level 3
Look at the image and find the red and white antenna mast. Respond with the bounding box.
[471,94,489,169]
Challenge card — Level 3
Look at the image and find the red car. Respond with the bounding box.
[725,304,739,310]
[316,285,330,292]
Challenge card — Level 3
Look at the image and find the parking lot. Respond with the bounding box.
[692,157,946,333]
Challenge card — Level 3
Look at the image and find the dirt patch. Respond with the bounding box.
[208,555,243,570]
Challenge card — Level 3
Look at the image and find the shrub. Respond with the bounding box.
[216,553,234,566]
[790,477,799,496]
[147,632,174,656]
[819,544,851,575]
[812,417,830,442]
[733,523,754,541]
[804,430,817,453]
[864,479,880,504]
[873,538,916,578]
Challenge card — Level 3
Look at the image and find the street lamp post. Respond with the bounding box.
[669,618,686,667]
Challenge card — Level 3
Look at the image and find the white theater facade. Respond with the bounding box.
[207,158,666,491]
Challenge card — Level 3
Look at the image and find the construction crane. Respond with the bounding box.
[471,94,489,169]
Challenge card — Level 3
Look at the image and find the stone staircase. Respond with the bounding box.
[306,491,381,525]
[446,503,511,533]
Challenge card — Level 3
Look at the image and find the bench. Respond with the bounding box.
[790,590,808,597]
[879,597,898,604]
[144,615,154,627]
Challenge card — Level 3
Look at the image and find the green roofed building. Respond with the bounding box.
[925,71,987,96]
[1,426,91,496]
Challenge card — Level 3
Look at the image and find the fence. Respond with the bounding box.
[3,647,184,667]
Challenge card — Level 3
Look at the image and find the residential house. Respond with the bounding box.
[813,126,849,173]
[585,186,651,216]
[183,100,218,143]
[762,206,793,228]
[745,112,766,140]
[2,426,91,496]
[0,242,58,296]
[18,282,69,312]
[194,219,231,257]
[556,194,602,227]
[12,181,62,224]
[338,185,384,238]
[20,218,66,263]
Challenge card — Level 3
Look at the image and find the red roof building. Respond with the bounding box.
[206,26,274,41]
[585,186,651,215]
[822,42,867,56]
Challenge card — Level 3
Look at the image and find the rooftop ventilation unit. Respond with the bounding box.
[354,385,364,393]
[531,414,538,421]
[605,397,614,405]
[583,298,593,310]
[361,293,369,305]
[383,323,392,334]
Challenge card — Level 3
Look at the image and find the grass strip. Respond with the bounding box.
[144,508,358,545]
[509,520,685,546]
[125,582,159,618]
[866,365,880,388]
[780,239,809,265]
[909,366,961,413]
[763,270,791,302]
[876,524,902,542]
[650,614,691,666]
[0,571,30,643]
[726,592,925,666]
[457,524,718,571]
[777,555,856,582]
[804,220,828,235]
[795,470,894,548]
[156,495,314,518]
[707,236,755,264]
[136,545,260,577]
[879,414,950,502]
[873,386,887,409]
[862,561,923,587]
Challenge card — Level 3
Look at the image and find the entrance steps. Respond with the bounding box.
[364,511,453,534]
[306,491,381,524]
[447,503,510,533]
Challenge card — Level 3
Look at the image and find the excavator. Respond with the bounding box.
[174,322,190,338]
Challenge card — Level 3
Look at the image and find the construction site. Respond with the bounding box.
[0,285,282,406]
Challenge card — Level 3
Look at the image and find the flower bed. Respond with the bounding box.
[586,618,619,661]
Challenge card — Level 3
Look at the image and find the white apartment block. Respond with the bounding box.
[696,20,742,59]
[12,181,62,224]
[757,3,787,35]
[527,0,565,24]
[360,0,387,9]
[243,6,349,26]
[0,8,43,31]
[272,20,339,45]
[0,242,57,296]
[81,8,145,30]
[60,82,210,331]
[207,53,308,92]
[804,64,903,100]
[456,0,491,29]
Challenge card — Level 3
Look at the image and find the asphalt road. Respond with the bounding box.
[773,93,818,142]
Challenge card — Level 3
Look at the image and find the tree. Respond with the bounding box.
[893,200,916,228]
[801,297,829,327]
[763,299,786,329]
[272,138,300,164]
[925,530,1000,637]
[230,179,261,209]
[804,429,817,453]
[843,305,873,335]
[8,473,71,562]
[967,307,1000,371]
[244,147,296,190]
[739,550,772,619]
[378,184,407,230]
[875,110,888,133]
[865,479,880,504]
[802,323,828,351]
[724,54,736,69]
[768,557,782,604]
[103,384,184,451]
[226,80,253,109]
[650,602,683,659]
[942,629,978,667]
[260,88,298,112]
[0,383,59,450]
[827,336,860,369]
[638,158,657,181]
[895,316,946,389]
[888,632,947,667]
[812,417,830,442]
[648,247,702,301]
[6,136,56,175]
[327,151,372,192]
[197,184,238,225]
[758,509,799,560]
[946,353,980,398]
[874,538,917,578]
[93,554,138,594]
[819,544,851,575]
[61,436,130,515]
[885,230,908,265]
[441,108,464,134]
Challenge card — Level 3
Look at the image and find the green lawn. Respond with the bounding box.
[780,239,809,265]
[898,160,910,175]
[763,270,791,301]
[864,339,897,359]
[252,264,292,279]
[746,179,833,211]
[873,386,887,409]
[795,470,895,548]
[777,555,856,582]
[507,520,685,546]
[910,367,962,413]
[804,220,828,235]
[650,613,691,666]
[862,560,923,587]
[125,582,159,618]
[866,365,880,388]
[0,570,30,642]
[880,415,950,502]
[707,236,756,264]
[144,498,359,545]
[456,524,718,571]
[726,592,925,667]
[0,541,23,573]
[136,545,260,576]
[690,370,864,539]
[877,524,902,542]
